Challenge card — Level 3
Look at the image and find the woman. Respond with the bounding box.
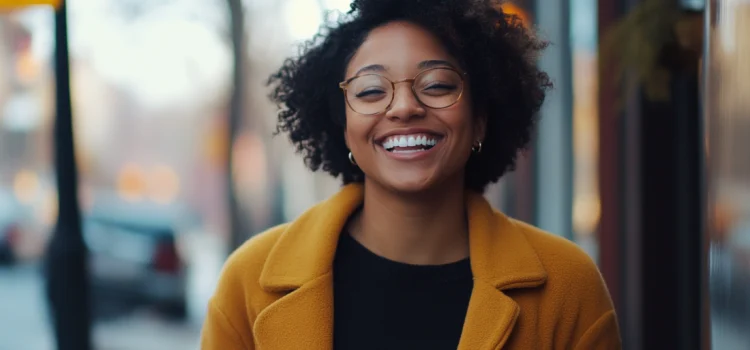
[201,0,621,349]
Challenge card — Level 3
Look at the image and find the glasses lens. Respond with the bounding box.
[346,74,393,115]
[414,68,463,109]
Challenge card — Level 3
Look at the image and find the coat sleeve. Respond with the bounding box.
[201,299,253,350]
[574,309,621,350]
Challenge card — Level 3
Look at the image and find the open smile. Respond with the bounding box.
[377,133,444,159]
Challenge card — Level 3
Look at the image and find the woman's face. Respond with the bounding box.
[343,21,484,194]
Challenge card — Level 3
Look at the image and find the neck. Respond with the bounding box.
[348,177,470,266]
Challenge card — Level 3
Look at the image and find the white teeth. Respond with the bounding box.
[382,134,440,150]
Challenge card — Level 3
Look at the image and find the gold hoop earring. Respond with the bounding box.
[471,141,483,154]
[348,152,357,165]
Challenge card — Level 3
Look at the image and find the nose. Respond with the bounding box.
[385,84,425,122]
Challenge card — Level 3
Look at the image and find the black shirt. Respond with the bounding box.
[333,233,473,350]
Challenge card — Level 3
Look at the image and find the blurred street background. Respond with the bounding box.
[0,0,749,349]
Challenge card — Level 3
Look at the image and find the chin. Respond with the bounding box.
[388,181,434,194]
[375,172,444,195]
[365,164,465,196]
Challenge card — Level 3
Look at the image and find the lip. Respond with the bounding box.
[374,128,445,144]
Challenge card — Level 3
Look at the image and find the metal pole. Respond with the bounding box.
[226,0,248,250]
[44,3,92,350]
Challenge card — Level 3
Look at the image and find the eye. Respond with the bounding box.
[415,68,463,95]
[425,83,457,90]
[348,75,390,101]
[421,82,458,95]
[355,88,386,99]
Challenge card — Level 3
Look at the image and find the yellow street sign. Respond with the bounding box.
[0,0,61,10]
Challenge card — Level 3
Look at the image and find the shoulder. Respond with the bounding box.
[227,224,289,273]
[504,217,614,311]
[202,225,288,347]
[210,224,288,317]
[508,219,621,347]
[511,219,604,290]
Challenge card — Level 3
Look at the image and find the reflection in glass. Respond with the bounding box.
[0,7,57,350]
[706,0,750,347]
[570,0,600,260]
[67,0,233,348]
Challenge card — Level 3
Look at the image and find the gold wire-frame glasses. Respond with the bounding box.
[339,67,467,115]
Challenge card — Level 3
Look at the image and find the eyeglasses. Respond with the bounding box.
[339,67,467,115]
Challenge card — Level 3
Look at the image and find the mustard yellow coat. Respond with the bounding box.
[201,184,621,349]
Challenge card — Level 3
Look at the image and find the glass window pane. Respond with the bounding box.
[0,6,57,350]
[571,0,600,260]
[68,0,231,347]
[707,0,750,348]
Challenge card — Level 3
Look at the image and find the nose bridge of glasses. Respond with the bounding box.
[392,78,416,85]
[390,78,421,108]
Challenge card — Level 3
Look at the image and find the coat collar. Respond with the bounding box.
[259,183,548,291]
[254,183,548,350]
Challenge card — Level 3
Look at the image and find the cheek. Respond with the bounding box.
[441,105,477,143]
[344,112,376,149]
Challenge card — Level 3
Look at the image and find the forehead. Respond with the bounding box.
[346,21,458,77]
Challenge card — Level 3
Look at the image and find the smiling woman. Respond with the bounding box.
[202,0,621,349]
[339,22,481,194]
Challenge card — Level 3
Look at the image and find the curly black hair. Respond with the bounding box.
[268,0,551,192]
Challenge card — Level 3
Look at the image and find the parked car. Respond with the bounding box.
[84,194,198,319]
[0,190,23,265]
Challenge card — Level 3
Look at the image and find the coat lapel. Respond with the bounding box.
[458,281,520,350]
[252,185,548,350]
[253,272,334,350]
[254,185,363,350]
[457,192,548,349]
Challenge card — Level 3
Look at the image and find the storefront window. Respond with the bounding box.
[0,6,57,349]
[570,0,600,260]
[706,0,750,347]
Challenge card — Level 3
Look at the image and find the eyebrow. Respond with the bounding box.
[354,64,387,77]
[350,60,458,79]
[417,59,457,70]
